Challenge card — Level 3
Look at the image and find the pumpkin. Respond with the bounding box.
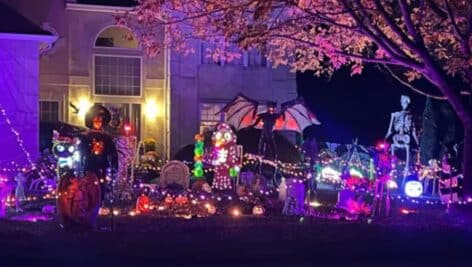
[175,195,189,205]
[252,205,265,215]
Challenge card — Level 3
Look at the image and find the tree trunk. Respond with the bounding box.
[462,126,472,200]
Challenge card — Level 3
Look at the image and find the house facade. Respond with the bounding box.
[1,0,296,160]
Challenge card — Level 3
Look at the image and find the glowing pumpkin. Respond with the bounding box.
[175,195,189,205]
[252,205,265,215]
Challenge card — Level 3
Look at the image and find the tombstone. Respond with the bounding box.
[159,160,190,189]
[282,178,305,215]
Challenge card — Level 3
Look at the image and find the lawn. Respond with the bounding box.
[1,210,471,267]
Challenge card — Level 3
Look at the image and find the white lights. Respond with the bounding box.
[77,97,92,117]
[386,180,398,189]
[404,181,423,198]
[144,98,162,120]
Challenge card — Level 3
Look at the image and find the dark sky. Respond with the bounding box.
[297,65,427,145]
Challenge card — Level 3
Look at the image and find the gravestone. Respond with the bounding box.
[160,160,190,189]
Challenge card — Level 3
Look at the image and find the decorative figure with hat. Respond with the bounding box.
[80,104,118,205]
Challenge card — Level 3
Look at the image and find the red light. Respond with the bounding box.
[124,124,132,132]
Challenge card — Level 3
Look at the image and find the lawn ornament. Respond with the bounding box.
[211,123,239,190]
[385,95,418,174]
[218,94,320,160]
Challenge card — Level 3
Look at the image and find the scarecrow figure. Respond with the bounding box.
[80,104,118,202]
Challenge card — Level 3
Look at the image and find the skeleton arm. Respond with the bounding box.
[385,112,395,138]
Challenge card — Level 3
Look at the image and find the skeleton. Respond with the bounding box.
[385,95,418,175]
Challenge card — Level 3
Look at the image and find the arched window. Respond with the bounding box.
[95,26,139,49]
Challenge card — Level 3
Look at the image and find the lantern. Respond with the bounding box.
[252,205,265,215]
[204,203,216,215]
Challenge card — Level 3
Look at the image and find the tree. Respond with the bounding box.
[119,0,472,197]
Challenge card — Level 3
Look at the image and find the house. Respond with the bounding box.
[0,0,296,164]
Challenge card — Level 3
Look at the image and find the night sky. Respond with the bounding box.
[297,65,427,145]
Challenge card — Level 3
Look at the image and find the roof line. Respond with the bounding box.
[66,3,134,13]
[0,32,57,42]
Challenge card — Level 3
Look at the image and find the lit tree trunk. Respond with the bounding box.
[462,125,472,199]
[424,64,472,199]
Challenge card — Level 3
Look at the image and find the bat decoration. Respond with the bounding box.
[217,94,320,134]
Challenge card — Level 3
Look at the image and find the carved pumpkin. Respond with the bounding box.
[252,205,265,215]
[164,195,174,206]
[175,195,189,205]
[204,203,216,215]
[136,195,151,213]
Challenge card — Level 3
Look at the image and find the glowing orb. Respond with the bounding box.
[404,181,423,198]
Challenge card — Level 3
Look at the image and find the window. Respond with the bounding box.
[39,101,59,122]
[200,103,225,133]
[94,56,141,96]
[95,26,139,49]
[96,103,141,139]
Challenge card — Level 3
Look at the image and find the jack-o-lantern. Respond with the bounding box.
[136,194,151,213]
[204,203,216,215]
[175,195,189,205]
[252,205,265,215]
[164,195,174,206]
[98,207,110,216]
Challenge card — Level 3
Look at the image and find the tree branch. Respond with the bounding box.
[377,64,446,100]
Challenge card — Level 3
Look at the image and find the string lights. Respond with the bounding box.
[0,105,35,170]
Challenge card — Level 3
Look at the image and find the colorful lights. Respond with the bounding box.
[193,134,205,179]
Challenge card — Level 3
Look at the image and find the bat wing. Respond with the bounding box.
[274,98,320,133]
[217,94,259,130]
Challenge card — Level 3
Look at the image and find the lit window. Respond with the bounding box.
[39,101,59,122]
[94,56,141,96]
[200,103,225,133]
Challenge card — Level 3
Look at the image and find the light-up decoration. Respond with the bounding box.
[193,134,205,179]
[404,181,423,198]
[252,205,265,215]
[349,168,364,178]
[231,207,241,217]
[51,131,81,173]
[386,179,398,189]
[144,99,161,120]
[0,105,35,169]
[317,166,342,183]
[309,201,322,208]
[77,97,92,117]
[211,123,239,190]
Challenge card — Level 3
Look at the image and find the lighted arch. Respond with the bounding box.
[94,26,139,49]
